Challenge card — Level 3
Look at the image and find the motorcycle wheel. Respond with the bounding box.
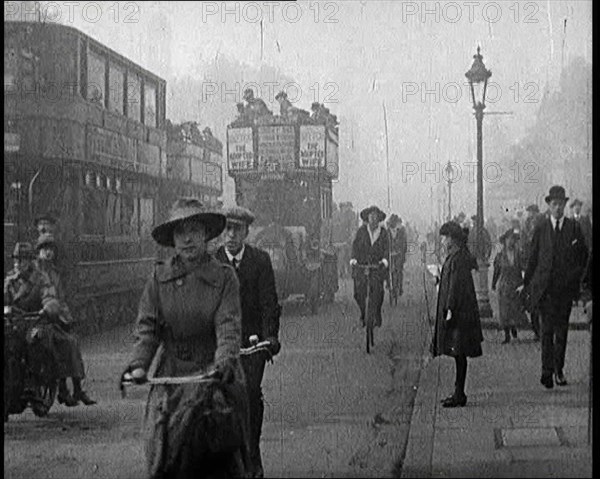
[31,381,58,417]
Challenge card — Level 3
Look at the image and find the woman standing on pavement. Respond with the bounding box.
[121,198,251,478]
[432,221,483,408]
[492,230,529,344]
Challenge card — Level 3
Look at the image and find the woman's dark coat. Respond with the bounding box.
[129,253,251,478]
[432,245,483,358]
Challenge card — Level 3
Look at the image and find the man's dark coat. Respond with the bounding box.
[524,216,588,308]
[215,244,281,348]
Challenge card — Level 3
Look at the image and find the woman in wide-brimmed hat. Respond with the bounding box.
[122,198,251,478]
[492,230,529,344]
[350,205,389,327]
[432,221,483,408]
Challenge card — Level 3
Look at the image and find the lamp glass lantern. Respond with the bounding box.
[465,46,492,109]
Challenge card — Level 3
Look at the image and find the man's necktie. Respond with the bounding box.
[232,258,238,270]
[555,221,560,235]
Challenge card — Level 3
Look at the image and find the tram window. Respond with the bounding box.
[120,195,138,236]
[127,72,141,122]
[4,47,18,92]
[139,198,154,236]
[105,191,121,236]
[87,50,105,106]
[144,82,157,128]
[82,188,106,235]
[108,62,125,115]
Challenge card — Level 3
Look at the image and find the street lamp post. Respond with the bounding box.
[444,161,454,221]
[465,46,493,318]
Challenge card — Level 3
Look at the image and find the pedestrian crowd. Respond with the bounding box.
[5,185,592,476]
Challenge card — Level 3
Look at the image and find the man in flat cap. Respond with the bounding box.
[519,186,588,389]
[215,205,282,478]
[570,199,592,253]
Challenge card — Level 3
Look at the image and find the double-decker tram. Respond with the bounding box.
[4,21,223,332]
[226,93,340,313]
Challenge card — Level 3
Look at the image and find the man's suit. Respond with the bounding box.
[215,244,281,477]
[524,216,588,377]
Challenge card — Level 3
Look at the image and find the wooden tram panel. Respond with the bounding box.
[4,21,223,333]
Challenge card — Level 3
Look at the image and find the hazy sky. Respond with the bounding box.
[32,0,592,228]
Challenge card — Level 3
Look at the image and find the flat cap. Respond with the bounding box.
[223,206,256,225]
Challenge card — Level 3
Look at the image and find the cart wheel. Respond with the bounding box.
[31,381,57,417]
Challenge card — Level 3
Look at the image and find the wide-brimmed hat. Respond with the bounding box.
[36,233,57,250]
[570,198,583,208]
[151,198,226,247]
[439,221,467,243]
[360,205,386,223]
[12,242,36,259]
[545,185,569,204]
[387,214,401,227]
[223,206,256,226]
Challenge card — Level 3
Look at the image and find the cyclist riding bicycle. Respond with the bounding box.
[350,206,389,328]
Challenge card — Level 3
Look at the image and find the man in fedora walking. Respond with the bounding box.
[518,186,588,388]
[350,206,389,327]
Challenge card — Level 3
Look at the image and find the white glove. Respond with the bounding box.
[349,259,357,266]
[445,310,452,321]
[380,259,388,268]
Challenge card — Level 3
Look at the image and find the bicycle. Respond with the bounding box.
[4,306,60,421]
[354,264,381,354]
[121,337,274,477]
[120,336,273,392]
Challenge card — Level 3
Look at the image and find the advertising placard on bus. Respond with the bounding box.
[227,127,254,171]
[299,125,326,169]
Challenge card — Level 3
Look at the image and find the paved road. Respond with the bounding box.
[4,263,431,478]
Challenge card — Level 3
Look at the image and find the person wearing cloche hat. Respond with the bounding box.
[350,205,389,329]
[34,233,96,407]
[519,185,588,389]
[214,204,281,478]
[123,198,252,477]
[432,221,483,408]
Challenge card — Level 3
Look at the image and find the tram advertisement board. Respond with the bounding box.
[326,128,339,179]
[257,125,295,172]
[227,127,254,171]
[299,125,326,169]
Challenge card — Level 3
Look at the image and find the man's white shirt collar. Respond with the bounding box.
[550,216,564,231]
[225,244,245,264]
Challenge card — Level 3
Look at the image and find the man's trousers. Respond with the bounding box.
[539,294,573,376]
[240,353,267,478]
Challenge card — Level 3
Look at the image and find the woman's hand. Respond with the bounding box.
[121,367,147,385]
[515,285,525,294]
[445,310,452,321]
[214,357,237,384]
